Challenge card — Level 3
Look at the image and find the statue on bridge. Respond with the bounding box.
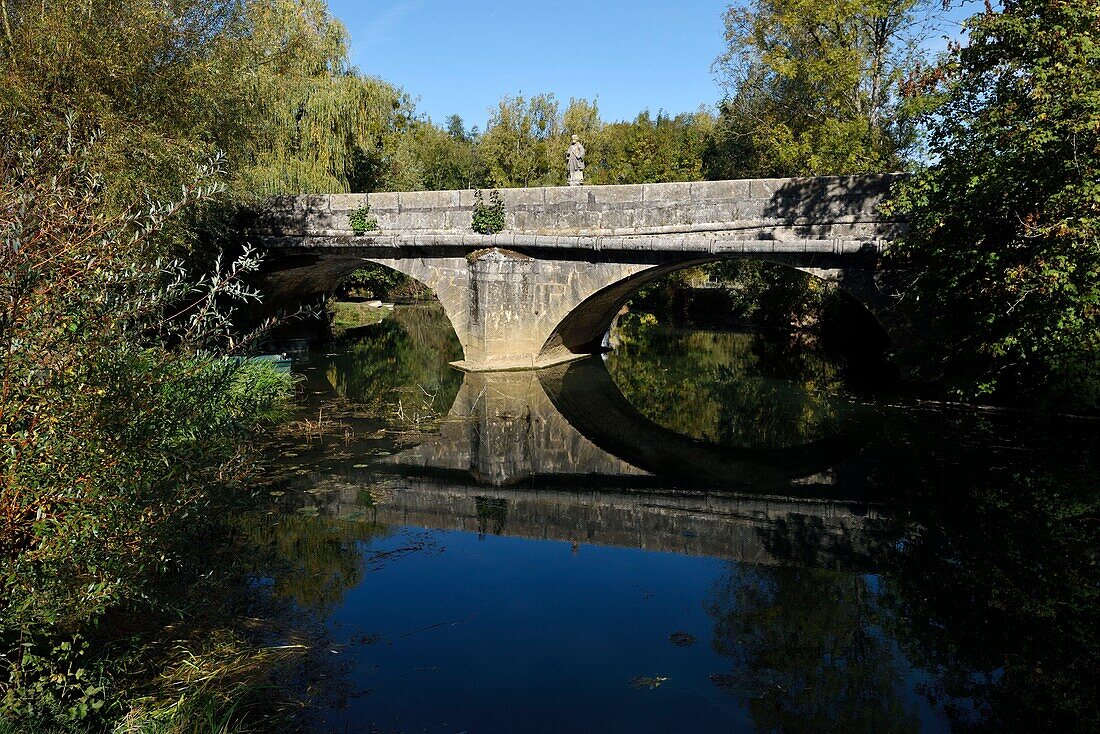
[567,134,585,186]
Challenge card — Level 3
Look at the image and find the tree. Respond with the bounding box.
[0,128,293,728]
[591,110,714,185]
[0,0,408,205]
[220,0,411,195]
[388,119,489,191]
[705,0,933,178]
[885,0,1100,409]
[478,94,561,187]
[0,1,404,724]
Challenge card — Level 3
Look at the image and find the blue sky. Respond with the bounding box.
[328,0,974,131]
[327,0,731,129]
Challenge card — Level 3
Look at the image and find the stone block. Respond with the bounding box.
[397,190,447,211]
[500,188,547,207]
[691,179,752,203]
[327,193,369,212]
[749,178,786,200]
[642,181,693,204]
[585,184,644,206]
[598,209,637,231]
[544,186,587,207]
[689,204,734,225]
[445,209,472,230]
[364,192,400,213]
[457,189,479,208]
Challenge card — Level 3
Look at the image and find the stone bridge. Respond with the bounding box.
[254,175,904,371]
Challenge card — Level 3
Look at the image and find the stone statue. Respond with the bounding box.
[567,134,585,186]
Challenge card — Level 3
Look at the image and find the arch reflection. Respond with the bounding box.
[383,357,874,495]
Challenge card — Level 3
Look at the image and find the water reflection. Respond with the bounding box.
[378,357,878,494]
[706,566,921,732]
[606,322,860,449]
[317,304,463,425]
[541,358,877,494]
[261,305,1099,733]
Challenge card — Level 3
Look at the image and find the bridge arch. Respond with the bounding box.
[259,247,896,372]
[256,250,472,347]
[538,255,895,369]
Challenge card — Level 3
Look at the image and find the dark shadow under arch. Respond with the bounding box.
[256,251,463,346]
[538,256,894,366]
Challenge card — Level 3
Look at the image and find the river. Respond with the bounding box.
[254,303,1098,733]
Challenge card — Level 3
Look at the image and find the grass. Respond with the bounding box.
[328,300,390,334]
[110,630,310,734]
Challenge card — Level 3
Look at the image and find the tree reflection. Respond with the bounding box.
[877,415,1100,733]
[606,318,860,448]
[317,304,463,427]
[236,511,390,614]
[706,564,919,732]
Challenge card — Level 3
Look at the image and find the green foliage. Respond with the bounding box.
[391,96,718,191]
[236,1,411,196]
[349,204,378,235]
[706,260,833,329]
[0,0,409,209]
[327,300,389,334]
[477,94,562,187]
[884,0,1100,410]
[587,110,715,185]
[389,118,490,191]
[0,131,293,730]
[705,0,932,178]
[339,265,426,302]
[472,189,506,234]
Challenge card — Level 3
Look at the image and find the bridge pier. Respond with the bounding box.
[368,249,648,371]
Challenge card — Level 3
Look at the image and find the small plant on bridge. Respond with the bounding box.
[349,204,378,235]
[471,189,505,234]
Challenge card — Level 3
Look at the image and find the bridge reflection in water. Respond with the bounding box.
[269,313,1098,733]
[294,358,894,571]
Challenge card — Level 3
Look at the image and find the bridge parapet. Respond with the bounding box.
[253,174,905,241]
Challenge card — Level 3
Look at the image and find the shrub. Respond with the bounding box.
[349,204,378,235]
[0,129,293,729]
[471,189,505,234]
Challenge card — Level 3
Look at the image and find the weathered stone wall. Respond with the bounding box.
[255,175,907,370]
[253,174,904,242]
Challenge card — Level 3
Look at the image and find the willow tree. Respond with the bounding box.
[231,0,409,195]
[0,0,407,206]
[0,0,249,210]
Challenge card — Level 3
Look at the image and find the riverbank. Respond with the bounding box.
[0,356,307,732]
